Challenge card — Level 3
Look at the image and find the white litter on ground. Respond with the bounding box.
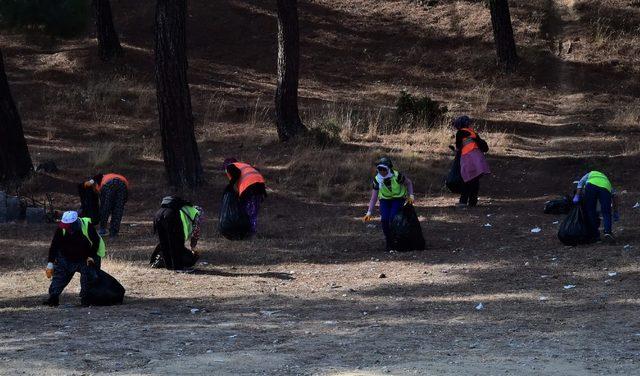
[563,285,576,290]
[190,308,200,314]
[475,303,484,310]
[552,221,559,225]
[633,202,640,209]
[608,272,618,277]
[539,296,549,301]
[484,223,492,228]
[531,227,542,233]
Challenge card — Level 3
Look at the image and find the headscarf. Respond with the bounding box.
[453,115,472,130]
[222,157,238,171]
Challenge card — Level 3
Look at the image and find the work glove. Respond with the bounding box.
[613,211,620,222]
[45,262,54,279]
[406,195,415,206]
[363,212,372,222]
[572,194,580,204]
[86,257,95,267]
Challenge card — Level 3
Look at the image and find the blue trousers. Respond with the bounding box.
[582,184,612,239]
[380,199,405,245]
[48,257,101,298]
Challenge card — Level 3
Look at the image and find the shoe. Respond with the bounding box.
[175,268,195,274]
[603,233,616,244]
[98,228,108,236]
[42,295,59,307]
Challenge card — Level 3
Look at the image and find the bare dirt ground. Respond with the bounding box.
[2,0,640,375]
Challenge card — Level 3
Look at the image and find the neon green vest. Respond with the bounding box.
[179,206,200,241]
[587,171,612,193]
[62,218,106,257]
[376,170,407,200]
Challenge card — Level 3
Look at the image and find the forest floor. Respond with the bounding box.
[2,0,640,375]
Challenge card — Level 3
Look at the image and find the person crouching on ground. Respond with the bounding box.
[43,211,106,307]
[363,157,415,251]
[453,116,490,207]
[223,158,267,235]
[84,172,129,237]
[573,171,620,243]
[151,197,203,272]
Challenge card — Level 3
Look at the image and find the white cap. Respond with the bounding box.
[61,211,78,224]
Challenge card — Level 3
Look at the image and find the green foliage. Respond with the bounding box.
[0,0,90,38]
[395,91,448,128]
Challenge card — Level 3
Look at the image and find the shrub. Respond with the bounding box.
[395,91,448,129]
[0,0,90,38]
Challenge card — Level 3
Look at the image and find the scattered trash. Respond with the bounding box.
[323,321,337,326]
[228,335,237,339]
[475,303,484,310]
[563,285,576,290]
[199,261,209,265]
[551,257,558,261]
[608,272,618,277]
[633,202,640,209]
[623,244,631,250]
[604,279,612,284]
[539,296,549,301]
[206,350,213,354]
[378,273,387,279]
[190,308,200,314]
[366,224,376,229]
[540,275,549,278]
[260,310,279,317]
[486,214,492,217]
[552,221,559,225]
[524,262,530,266]
[483,223,492,228]
[531,227,542,233]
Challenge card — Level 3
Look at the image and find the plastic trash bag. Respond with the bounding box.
[82,269,125,306]
[544,196,572,215]
[558,205,591,246]
[445,155,464,194]
[78,184,100,224]
[218,185,251,240]
[389,204,425,252]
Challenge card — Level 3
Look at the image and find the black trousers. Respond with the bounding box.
[459,177,480,206]
[152,208,198,270]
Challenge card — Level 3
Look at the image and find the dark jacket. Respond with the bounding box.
[47,223,100,263]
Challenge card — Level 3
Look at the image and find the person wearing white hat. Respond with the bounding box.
[43,210,106,307]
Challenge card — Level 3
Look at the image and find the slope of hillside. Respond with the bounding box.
[1,0,639,374]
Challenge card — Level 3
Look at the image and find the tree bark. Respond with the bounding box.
[154,0,203,188]
[275,0,305,141]
[93,0,122,62]
[0,49,33,183]
[488,0,518,72]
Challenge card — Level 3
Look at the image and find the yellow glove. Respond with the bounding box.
[406,195,415,205]
[46,263,54,279]
[363,213,372,222]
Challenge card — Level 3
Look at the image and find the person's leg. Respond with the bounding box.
[79,263,98,304]
[459,182,469,205]
[46,258,76,306]
[99,185,115,233]
[109,181,127,236]
[379,199,393,246]
[468,178,480,207]
[598,187,613,235]
[582,184,600,241]
[243,194,263,234]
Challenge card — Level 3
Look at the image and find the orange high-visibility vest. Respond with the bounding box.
[98,173,129,191]
[460,128,479,156]
[228,162,265,196]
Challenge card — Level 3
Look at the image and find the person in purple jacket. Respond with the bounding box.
[453,116,491,207]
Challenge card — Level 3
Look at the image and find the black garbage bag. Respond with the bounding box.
[389,204,425,252]
[78,184,100,224]
[149,244,198,269]
[544,196,572,215]
[558,205,591,246]
[82,269,125,306]
[218,185,251,240]
[445,155,464,194]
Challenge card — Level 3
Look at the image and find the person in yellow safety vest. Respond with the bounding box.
[573,171,620,243]
[363,157,415,251]
[84,173,129,237]
[150,196,203,272]
[43,211,106,307]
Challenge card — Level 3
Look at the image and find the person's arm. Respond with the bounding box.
[46,230,62,278]
[365,190,378,219]
[574,173,590,202]
[455,130,467,150]
[190,219,201,251]
[87,224,100,258]
[226,164,241,186]
[405,177,414,197]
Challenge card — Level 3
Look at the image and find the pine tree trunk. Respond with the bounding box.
[0,49,33,183]
[488,0,518,72]
[275,0,305,141]
[93,0,122,62]
[154,0,203,188]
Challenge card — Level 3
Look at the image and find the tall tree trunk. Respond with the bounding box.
[93,0,122,62]
[275,0,305,141]
[0,49,33,183]
[154,0,203,188]
[488,0,518,72]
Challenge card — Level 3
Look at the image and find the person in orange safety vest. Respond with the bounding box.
[222,158,266,235]
[84,173,129,237]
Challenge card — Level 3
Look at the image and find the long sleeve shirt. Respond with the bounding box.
[47,225,99,263]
